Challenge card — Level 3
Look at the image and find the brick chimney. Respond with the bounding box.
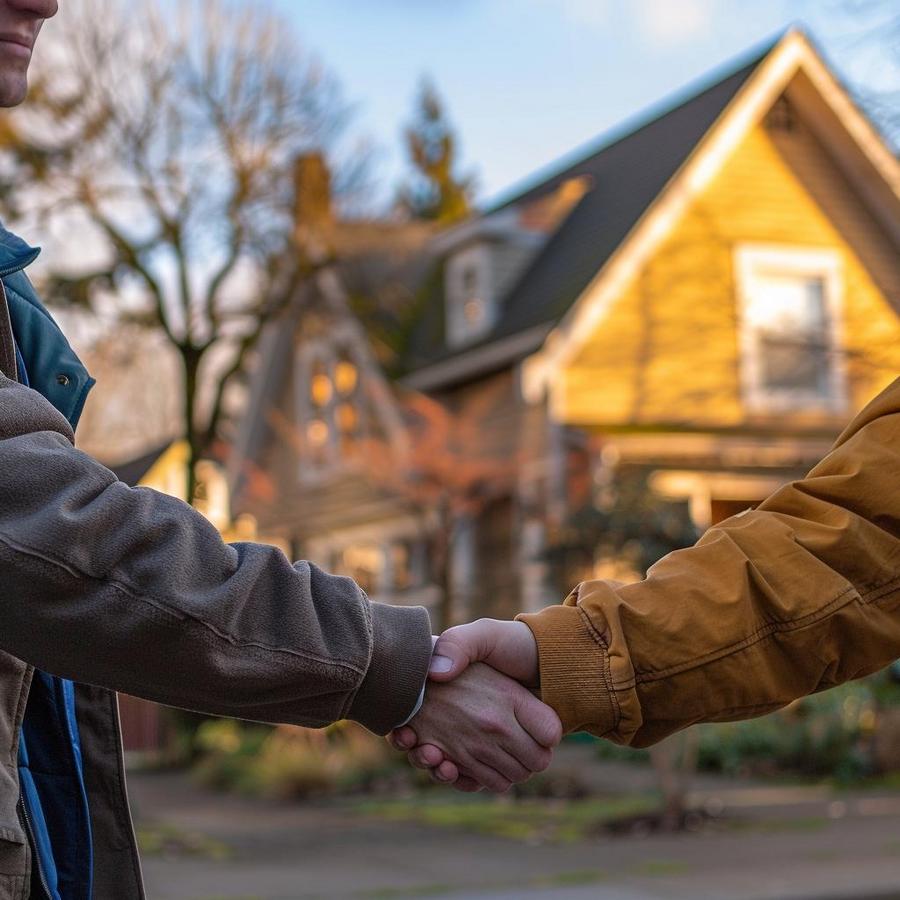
[293,152,334,252]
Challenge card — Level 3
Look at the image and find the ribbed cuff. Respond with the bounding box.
[516,604,617,736]
[348,603,433,735]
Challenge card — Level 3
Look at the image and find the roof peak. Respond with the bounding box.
[480,27,797,218]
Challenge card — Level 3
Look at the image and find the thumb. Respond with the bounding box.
[428,620,496,682]
[433,619,540,685]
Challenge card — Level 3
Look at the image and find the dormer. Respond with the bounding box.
[435,177,593,351]
[436,211,545,350]
[445,241,497,347]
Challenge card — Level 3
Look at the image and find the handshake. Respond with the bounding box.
[388,619,562,793]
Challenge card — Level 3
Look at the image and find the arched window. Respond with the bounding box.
[295,343,366,477]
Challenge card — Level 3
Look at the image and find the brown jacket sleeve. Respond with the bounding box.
[0,374,432,735]
[518,378,900,748]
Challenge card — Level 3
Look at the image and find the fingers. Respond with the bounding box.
[455,755,512,793]
[407,744,445,769]
[489,747,531,784]
[400,662,554,795]
[414,742,528,792]
[500,733,553,775]
[467,707,546,788]
[388,726,417,751]
[451,773,483,793]
[430,759,460,783]
[513,692,563,750]
[428,760,493,794]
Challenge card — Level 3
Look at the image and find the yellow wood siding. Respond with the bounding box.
[559,120,900,429]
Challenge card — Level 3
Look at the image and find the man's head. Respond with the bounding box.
[0,0,57,108]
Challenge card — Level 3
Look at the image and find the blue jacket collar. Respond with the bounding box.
[0,224,40,277]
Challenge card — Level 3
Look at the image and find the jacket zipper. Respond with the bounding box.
[17,795,52,900]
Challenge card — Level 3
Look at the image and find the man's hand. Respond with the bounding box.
[428,619,540,685]
[396,660,561,793]
[389,620,549,788]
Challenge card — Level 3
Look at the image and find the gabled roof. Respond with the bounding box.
[404,35,780,381]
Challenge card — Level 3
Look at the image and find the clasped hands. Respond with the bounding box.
[388,619,562,793]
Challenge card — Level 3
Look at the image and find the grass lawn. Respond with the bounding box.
[349,792,661,842]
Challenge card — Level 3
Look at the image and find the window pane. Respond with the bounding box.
[759,336,830,394]
[748,273,833,398]
[747,274,827,335]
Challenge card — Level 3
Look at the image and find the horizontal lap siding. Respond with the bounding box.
[560,121,900,429]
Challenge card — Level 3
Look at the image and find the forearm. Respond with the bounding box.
[0,380,432,734]
[520,379,900,747]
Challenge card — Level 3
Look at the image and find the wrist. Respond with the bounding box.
[396,636,439,727]
[507,620,540,687]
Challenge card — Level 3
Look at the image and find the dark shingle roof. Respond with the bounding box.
[405,35,780,377]
[110,441,172,487]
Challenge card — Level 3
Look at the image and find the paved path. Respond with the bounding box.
[129,767,900,900]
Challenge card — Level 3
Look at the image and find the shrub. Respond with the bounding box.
[694,680,874,781]
[593,676,890,782]
[191,720,400,798]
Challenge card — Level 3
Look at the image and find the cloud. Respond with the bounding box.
[633,0,714,46]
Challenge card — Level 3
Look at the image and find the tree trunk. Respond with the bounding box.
[182,347,203,504]
[650,728,700,830]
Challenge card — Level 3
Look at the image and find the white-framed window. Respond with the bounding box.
[445,243,495,347]
[734,245,846,414]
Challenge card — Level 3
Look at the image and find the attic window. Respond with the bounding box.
[461,267,485,326]
[446,244,495,347]
[766,96,796,133]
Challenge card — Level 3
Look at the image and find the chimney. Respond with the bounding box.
[293,152,334,251]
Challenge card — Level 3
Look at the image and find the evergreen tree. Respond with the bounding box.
[398,79,474,223]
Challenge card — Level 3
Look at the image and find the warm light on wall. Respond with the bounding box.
[311,373,333,406]
[307,419,329,447]
[464,298,484,324]
[342,544,384,572]
[336,402,357,431]
[335,360,358,395]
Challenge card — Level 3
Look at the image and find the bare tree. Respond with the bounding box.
[357,385,518,629]
[835,1,899,145]
[0,0,353,498]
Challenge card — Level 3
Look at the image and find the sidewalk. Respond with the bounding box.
[129,765,900,900]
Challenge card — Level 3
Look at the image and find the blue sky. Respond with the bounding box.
[270,1,896,210]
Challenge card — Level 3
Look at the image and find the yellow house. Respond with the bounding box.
[517,28,900,531]
[234,29,900,624]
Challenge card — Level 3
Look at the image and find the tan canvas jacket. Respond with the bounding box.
[520,377,900,748]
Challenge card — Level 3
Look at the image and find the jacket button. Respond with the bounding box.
[56,374,70,386]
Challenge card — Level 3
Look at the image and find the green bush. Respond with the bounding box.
[191,719,402,798]
[695,680,875,781]
[593,673,895,782]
